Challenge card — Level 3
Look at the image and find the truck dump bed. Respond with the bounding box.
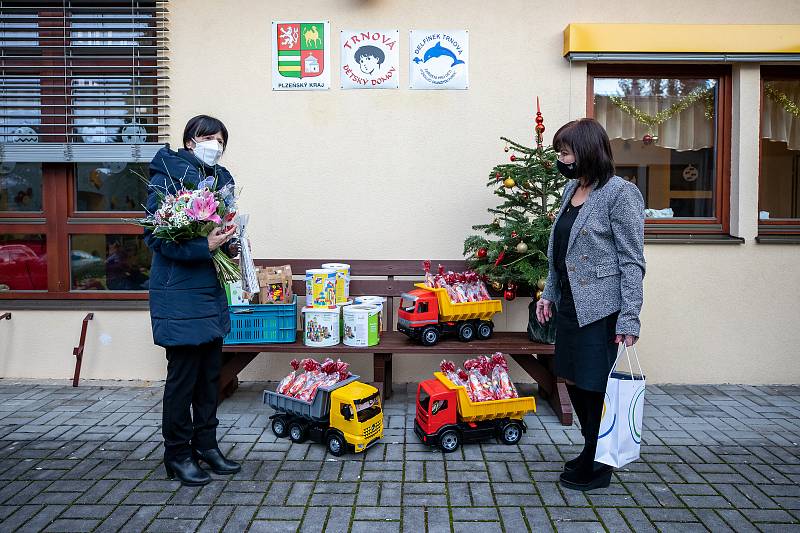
[434,372,535,422]
[414,283,502,322]
[264,374,360,422]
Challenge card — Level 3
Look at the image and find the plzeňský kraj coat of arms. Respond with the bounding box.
[272,21,331,90]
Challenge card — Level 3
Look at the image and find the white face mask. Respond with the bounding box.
[192,138,223,166]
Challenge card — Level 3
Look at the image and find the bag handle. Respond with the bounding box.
[609,343,645,380]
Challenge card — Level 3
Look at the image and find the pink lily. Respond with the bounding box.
[184,194,222,223]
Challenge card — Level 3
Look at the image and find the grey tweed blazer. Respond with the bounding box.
[541,175,646,337]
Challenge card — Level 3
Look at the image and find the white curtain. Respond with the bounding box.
[595,94,715,152]
[761,81,800,151]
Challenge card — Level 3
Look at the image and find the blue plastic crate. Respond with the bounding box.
[224,295,297,345]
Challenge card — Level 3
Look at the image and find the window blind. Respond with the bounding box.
[0,0,169,162]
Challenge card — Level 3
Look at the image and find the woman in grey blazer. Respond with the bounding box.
[535,118,645,492]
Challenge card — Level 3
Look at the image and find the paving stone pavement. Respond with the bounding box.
[0,380,798,532]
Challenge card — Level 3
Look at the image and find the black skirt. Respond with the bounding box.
[554,279,620,392]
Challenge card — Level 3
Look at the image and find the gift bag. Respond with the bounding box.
[595,344,646,468]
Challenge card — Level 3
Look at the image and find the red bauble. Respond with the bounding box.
[476,248,487,259]
[510,155,516,162]
[511,231,518,238]
[643,134,654,145]
[535,123,545,133]
[504,288,516,301]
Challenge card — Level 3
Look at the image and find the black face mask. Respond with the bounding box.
[556,159,577,180]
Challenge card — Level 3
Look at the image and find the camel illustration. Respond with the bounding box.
[304,25,321,48]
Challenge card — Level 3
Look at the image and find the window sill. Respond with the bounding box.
[644,234,745,244]
[756,235,800,244]
[0,299,149,311]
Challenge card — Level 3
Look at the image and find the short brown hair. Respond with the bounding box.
[553,118,615,188]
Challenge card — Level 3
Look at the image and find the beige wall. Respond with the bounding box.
[3,0,800,385]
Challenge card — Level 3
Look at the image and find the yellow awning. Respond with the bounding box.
[564,24,800,61]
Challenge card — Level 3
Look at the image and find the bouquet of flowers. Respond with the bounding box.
[133,173,240,286]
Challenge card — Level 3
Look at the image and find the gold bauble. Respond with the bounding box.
[537,278,546,290]
[491,280,503,291]
[535,290,543,300]
[503,178,516,188]
[515,242,528,254]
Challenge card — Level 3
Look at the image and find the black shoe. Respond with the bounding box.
[192,447,241,475]
[164,457,211,487]
[559,463,613,491]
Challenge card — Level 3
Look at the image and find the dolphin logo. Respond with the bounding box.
[415,41,465,67]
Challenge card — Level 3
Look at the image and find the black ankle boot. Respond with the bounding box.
[560,463,612,491]
[164,457,211,486]
[560,387,611,491]
[564,449,589,473]
[192,447,241,475]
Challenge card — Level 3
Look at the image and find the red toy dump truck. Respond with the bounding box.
[414,372,536,452]
[398,283,502,346]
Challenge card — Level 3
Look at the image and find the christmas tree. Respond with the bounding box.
[463,101,569,300]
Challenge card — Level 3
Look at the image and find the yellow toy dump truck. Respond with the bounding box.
[264,375,383,456]
[414,372,536,452]
[398,283,503,346]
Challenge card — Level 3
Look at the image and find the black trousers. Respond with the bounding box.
[162,338,222,460]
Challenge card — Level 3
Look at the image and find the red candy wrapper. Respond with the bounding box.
[280,357,353,400]
[456,354,519,402]
[277,359,301,394]
[422,262,492,304]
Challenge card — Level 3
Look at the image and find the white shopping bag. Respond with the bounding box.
[595,344,646,468]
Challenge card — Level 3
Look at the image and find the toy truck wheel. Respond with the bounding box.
[289,422,308,443]
[457,322,475,342]
[439,429,460,453]
[477,321,493,340]
[421,326,440,346]
[326,433,346,457]
[271,416,289,438]
[500,421,523,445]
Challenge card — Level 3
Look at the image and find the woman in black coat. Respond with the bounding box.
[145,115,242,486]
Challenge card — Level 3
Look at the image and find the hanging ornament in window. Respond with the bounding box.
[0,161,16,174]
[121,122,147,144]
[11,126,37,143]
[642,133,657,146]
[682,164,699,182]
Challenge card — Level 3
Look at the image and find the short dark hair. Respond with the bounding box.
[182,115,229,151]
[553,118,615,188]
[355,45,385,65]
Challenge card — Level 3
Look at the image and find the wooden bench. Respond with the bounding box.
[220,259,572,426]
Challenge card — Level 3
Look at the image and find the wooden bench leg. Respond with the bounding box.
[510,353,572,427]
[218,351,259,404]
[374,353,393,400]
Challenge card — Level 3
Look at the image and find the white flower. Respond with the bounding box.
[173,212,190,227]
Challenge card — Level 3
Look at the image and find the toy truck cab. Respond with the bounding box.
[327,382,384,454]
[397,288,441,344]
[414,377,459,448]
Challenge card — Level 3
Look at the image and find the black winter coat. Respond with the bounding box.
[145,146,233,347]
